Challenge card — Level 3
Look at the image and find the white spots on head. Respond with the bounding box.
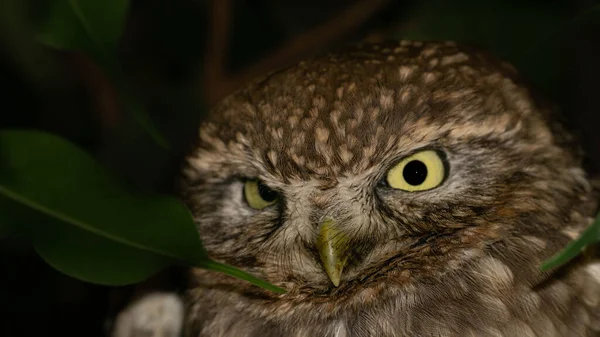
[420,47,438,58]
[329,109,345,138]
[240,102,257,117]
[369,106,380,121]
[362,145,376,165]
[363,58,382,65]
[313,163,331,175]
[346,118,359,133]
[473,256,514,293]
[561,228,581,240]
[398,65,417,81]
[314,123,334,166]
[374,125,385,143]
[421,71,438,84]
[199,128,226,152]
[191,40,559,191]
[267,150,278,166]
[307,107,319,119]
[346,82,357,93]
[440,52,469,65]
[339,144,354,164]
[312,96,327,110]
[393,46,408,54]
[287,115,300,128]
[258,102,273,117]
[315,127,330,144]
[291,153,306,166]
[329,109,342,124]
[291,130,307,150]
[398,84,416,104]
[379,90,394,111]
[459,65,477,77]
[346,135,359,149]
[270,126,284,140]
[336,86,345,99]
[235,131,249,146]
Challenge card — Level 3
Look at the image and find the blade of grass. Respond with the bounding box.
[541,213,600,271]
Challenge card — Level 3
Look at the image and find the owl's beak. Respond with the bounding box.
[316,218,350,287]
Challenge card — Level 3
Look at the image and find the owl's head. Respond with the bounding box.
[181,41,594,302]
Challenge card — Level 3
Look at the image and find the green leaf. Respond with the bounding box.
[117,82,170,150]
[33,214,171,286]
[0,130,285,293]
[37,0,170,149]
[541,213,600,271]
[37,0,129,63]
[0,130,207,263]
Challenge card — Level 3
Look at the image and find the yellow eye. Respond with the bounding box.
[244,180,279,209]
[386,150,446,192]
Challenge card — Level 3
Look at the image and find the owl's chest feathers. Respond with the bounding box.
[188,259,600,337]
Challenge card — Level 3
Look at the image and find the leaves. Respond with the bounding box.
[541,213,600,271]
[38,0,129,63]
[0,130,200,284]
[37,0,168,148]
[0,130,285,293]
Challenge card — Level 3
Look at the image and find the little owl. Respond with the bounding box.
[112,41,600,337]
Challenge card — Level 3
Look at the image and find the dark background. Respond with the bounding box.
[1,0,599,336]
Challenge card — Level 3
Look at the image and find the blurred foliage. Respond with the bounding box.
[38,0,129,62]
[1,0,283,292]
[38,0,168,148]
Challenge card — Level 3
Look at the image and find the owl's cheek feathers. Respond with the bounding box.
[110,258,600,337]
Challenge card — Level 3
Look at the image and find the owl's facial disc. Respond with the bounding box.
[315,218,350,287]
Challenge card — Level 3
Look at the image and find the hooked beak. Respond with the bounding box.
[316,218,350,287]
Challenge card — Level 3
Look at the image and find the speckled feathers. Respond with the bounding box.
[178,41,600,337]
[186,40,551,182]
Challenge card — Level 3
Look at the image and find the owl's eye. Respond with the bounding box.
[385,150,447,192]
[244,180,279,209]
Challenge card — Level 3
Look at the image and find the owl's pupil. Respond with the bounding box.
[258,182,278,202]
[403,160,428,185]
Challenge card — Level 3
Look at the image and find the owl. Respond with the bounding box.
[112,41,600,337]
